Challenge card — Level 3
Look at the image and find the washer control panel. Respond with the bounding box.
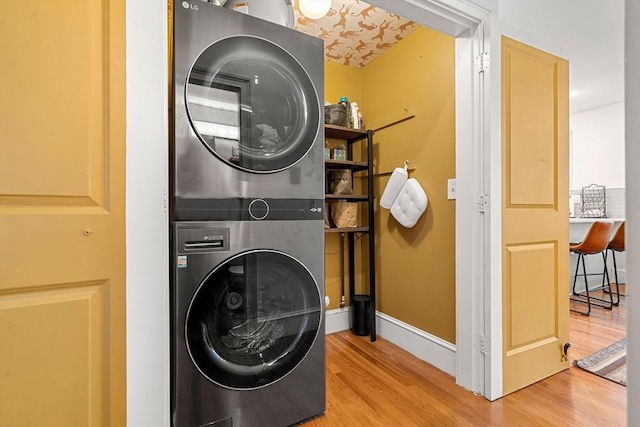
[177,227,230,254]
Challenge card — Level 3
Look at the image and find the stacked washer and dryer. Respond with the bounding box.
[171,3,326,426]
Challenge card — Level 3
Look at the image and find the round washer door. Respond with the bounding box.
[185,250,322,389]
[185,36,320,173]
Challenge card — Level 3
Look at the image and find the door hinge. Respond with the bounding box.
[477,194,490,213]
[474,334,491,355]
[474,51,490,73]
[163,187,168,213]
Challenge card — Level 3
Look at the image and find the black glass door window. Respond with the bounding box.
[186,250,321,389]
[185,36,320,173]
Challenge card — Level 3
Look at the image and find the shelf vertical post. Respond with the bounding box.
[367,130,376,342]
[348,233,355,303]
[340,232,346,308]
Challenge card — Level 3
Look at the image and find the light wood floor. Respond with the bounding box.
[306,288,627,426]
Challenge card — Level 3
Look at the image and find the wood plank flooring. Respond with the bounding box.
[306,291,627,426]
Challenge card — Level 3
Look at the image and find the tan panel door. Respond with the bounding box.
[0,1,126,425]
[501,36,569,395]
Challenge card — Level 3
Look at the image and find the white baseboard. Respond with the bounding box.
[613,268,627,284]
[376,311,457,377]
[570,267,627,293]
[324,307,350,335]
[325,307,457,377]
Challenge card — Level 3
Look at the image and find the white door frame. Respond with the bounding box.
[368,0,493,397]
[624,0,640,423]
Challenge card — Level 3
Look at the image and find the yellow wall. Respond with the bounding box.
[325,26,457,343]
[324,61,363,108]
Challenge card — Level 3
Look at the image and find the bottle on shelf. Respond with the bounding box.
[350,102,360,129]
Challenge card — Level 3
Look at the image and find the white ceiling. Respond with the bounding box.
[495,0,625,114]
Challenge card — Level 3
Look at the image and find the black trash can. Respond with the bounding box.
[350,294,370,336]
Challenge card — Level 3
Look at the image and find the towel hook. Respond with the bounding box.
[404,160,409,170]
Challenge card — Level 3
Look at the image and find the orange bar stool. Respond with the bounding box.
[606,221,626,299]
[570,220,615,316]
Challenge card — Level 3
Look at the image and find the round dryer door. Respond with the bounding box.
[185,36,320,173]
[185,250,322,390]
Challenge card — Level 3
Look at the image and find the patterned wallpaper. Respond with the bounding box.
[292,0,417,68]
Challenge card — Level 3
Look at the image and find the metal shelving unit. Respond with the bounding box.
[324,124,376,342]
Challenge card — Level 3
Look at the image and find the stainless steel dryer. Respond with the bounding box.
[171,221,325,426]
[172,3,325,221]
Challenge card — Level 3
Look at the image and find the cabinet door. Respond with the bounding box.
[0,1,126,425]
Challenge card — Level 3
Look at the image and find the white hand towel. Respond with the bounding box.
[379,167,408,209]
[390,178,428,228]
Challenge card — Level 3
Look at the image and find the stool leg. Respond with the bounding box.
[582,253,591,315]
[601,251,614,308]
[570,253,591,316]
[571,252,581,294]
[611,249,623,300]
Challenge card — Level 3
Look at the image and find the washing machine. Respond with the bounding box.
[171,221,326,426]
[172,2,325,221]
